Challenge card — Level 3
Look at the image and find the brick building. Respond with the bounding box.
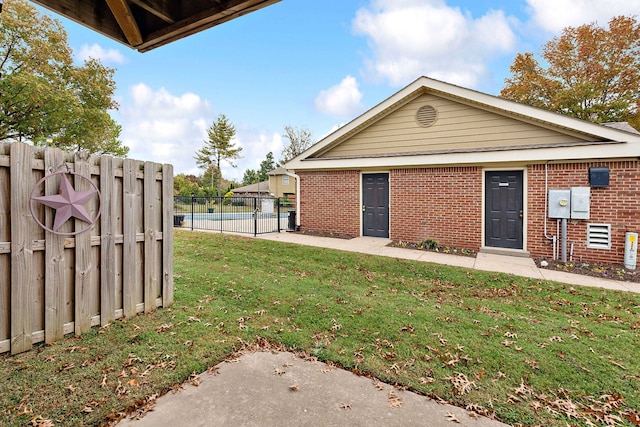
[285,77,640,265]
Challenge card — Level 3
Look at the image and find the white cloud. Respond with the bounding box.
[526,0,638,34]
[118,83,213,175]
[76,43,127,64]
[314,75,364,117]
[229,126,283,182]
[118,83,284,181]
[353,0,517,87]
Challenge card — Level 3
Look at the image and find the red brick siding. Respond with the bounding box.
[299,161,639,265]
[390,167,483,249]
[298,170,360,236]
[527,161,640,264]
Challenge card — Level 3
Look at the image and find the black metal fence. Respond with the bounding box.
[173,196,295,236]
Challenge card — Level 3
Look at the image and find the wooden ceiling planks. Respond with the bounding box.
[29,0,280,52]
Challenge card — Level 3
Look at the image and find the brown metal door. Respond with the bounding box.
[485,171,523,249]
[362,173,389,238]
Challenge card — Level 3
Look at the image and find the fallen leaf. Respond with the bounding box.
[29,416,54,427]
[419,376,434,384]
[388,390,402,407]
[445,412,461,423]
[188,371,201,386]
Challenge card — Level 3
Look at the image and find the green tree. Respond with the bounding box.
[501,16,640,130]
[173,173,203,197]
[257,151,276,181]
[280,125,314,164]
[0,0,128,155]
[195,114,242,197]
[242,168,259,186]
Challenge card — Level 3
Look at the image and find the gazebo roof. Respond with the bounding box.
[30,0,280,52]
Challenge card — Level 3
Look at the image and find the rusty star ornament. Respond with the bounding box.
[32,173,98,231]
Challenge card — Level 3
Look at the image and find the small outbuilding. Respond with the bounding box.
[285,76,640,265]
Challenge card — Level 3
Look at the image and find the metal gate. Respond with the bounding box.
[174,196,293,235]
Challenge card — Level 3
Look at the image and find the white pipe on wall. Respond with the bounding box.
[284,171,301,227]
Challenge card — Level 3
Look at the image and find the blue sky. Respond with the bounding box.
[44,0,637,181]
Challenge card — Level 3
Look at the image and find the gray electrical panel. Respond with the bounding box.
[549,189,571,219]
[570,187,590,219]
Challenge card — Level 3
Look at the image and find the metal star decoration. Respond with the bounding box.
[32,173,98,231]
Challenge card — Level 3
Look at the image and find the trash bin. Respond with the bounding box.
[288,210,296,231]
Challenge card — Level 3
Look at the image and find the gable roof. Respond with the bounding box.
[232,180,270,194]
[267,166,288,176]
[286,76,640,171]
[32,0,280,52]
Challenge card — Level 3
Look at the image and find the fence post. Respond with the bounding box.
[254,197,258,237]
[277,198,281,233]
[191,194,195,231]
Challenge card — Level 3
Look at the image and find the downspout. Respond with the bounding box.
[284,171,301,227]
[543,161,552,240]
[543,161,558,259]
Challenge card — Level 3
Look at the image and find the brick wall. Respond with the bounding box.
[298,170,360,236]
[527,161,640,264]
[390,167,483,249]
[298,161,639,265]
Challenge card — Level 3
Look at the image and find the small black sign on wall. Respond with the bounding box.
[589,167,610,187]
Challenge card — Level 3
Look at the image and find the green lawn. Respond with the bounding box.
[1,230,639,426]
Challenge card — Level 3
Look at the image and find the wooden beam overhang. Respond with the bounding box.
[30,0,281,53]
[105,0,143,47]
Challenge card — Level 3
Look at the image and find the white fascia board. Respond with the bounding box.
[290,141,638,171]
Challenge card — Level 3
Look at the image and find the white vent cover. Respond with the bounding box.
[416,105,437,127]
[587,223,611,249]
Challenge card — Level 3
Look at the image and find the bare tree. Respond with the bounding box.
[280,125,314,164]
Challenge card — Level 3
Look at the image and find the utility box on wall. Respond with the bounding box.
[549,189,571,218]
[570,187,590,219]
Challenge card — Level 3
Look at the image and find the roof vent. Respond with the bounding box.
[416,105,437,127]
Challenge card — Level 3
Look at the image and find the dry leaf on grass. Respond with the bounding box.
[29,416,54,427]
[445,373,476,396]
[419,376,435,384]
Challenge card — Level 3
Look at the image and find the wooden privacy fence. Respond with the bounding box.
[0,142,174,355]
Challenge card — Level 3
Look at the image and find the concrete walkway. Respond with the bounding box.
[118,231,639,427]
[257,232,640,294]
[118,351,509,427]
